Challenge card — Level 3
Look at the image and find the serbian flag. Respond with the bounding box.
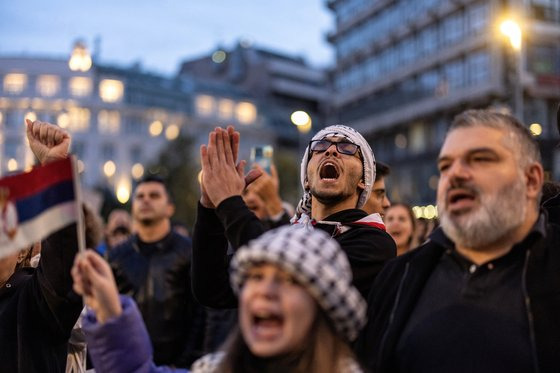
[0,157,79,259]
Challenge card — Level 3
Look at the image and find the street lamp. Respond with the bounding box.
[499,18,524,120]
[291,110,312,158]
[290,110,312,134]
[68,41,92,72]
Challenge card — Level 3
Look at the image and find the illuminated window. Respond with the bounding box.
[36,75,60,97]
[67,107,90,132]
[97,110,121,134]
[69,77,92,97]
[236,102,257,124]
[99,79,124,103]
[3,73,27,94]
[195,95,215,117]
[218,99,234,119]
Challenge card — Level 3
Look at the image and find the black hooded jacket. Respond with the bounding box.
[191,195,396,308]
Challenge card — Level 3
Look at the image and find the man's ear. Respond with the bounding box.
[525,162,544,200]
[357,179,366,192]
[167,203,176,218]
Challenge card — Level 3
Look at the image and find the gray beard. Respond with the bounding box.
[438,178,526,249]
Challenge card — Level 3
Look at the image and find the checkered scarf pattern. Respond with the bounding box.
[230,225,367,342]
[293,124,376,222]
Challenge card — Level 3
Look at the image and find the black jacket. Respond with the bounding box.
[0,224,83,373]
[192,196,396,308]
[356,214,560,373]
[543,192,560,226]
[109,231,205,367]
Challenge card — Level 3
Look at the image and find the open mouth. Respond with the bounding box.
[446,189,476,207]
[250,310,284,339]
[253,313,284,327]
[319,162,339,180]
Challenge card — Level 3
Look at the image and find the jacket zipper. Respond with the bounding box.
[376,261,410,372]
[522,249,540,373]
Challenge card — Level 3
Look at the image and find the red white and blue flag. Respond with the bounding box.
[0,157,79,259]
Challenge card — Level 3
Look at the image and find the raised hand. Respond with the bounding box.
[71,251,122,324]
[25,119,71,165]
[200,127,263,208]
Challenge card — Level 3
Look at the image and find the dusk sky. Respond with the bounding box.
[0,0,334,75]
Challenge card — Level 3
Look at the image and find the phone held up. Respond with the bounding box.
[250,145,273,174]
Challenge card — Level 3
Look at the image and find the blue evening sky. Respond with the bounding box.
[0,0,334,75]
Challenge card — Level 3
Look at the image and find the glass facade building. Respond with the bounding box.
[327,0,560,206]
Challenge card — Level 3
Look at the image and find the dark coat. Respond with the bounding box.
[109,231,205,367]
[191,195,396,308]
[0,224,82,372]
[356,215,560,373]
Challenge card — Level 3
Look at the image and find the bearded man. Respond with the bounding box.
[356,109,560,373]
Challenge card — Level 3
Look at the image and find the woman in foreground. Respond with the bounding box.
[73,225,366,373]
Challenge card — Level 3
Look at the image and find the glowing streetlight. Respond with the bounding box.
[103,160,116,177]
[499,19,522,51]
[498,17,524,120]
[7,158,18,172]
[68,41,92,72]
[131,163,144,180]
[165,124,180,140]
[116,178,131,204]
[529,123,542,136]
[149,120,163,137]
[290,110,312,134]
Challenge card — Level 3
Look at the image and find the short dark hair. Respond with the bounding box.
[375,161,391,179]
[136,175,173,203]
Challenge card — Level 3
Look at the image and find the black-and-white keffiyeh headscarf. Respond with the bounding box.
[291,125,376,225]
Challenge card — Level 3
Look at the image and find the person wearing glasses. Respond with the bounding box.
[192,124,396,318]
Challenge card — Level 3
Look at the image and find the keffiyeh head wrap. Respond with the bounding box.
[292,125,375,224]
[230,225,367,341]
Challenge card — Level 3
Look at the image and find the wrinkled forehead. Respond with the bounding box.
[439,126,513,158]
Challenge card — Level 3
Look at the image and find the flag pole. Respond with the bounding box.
[70,155,86,253]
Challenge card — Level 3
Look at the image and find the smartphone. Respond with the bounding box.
[250,145,273,174]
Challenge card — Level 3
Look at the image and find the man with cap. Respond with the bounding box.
[192,125,396,309]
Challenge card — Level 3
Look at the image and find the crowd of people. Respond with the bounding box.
[1,105,559,372]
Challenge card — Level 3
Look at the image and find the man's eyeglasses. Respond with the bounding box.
[309,140,360,156]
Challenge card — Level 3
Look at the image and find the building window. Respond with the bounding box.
[3,73,27,94]
[36,75,60,97]
[72,141,86,160]
[441,12,464,46]
[195,95,215,117]
[102,143,115,160]
[445,60,465,91]
[4,140,19,159]
[467,2,489,36]
[67,107,90,132]
[69,77,92,97]
[97,110,121,134]
[236,102,257,124]
[130,146,142,163]
[467,51,491,85]
[99,79,124,103]
[218,99,234,120]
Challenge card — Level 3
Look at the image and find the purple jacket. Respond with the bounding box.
[83,295,189,373]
